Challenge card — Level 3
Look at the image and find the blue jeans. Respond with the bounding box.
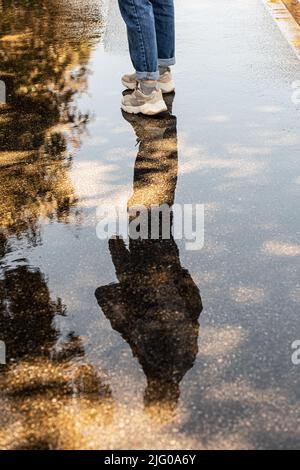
[118,0,175,80]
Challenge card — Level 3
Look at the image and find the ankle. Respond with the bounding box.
[140,80,159,95]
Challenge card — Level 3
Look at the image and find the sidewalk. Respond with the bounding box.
[67,0,300,448]
[1,0,300,450]
[40,0,300,448]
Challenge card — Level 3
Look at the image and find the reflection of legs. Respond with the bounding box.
[118,0,159,80]
[122,93,177,207]
[151,0,175,67]
[95,103,203,422]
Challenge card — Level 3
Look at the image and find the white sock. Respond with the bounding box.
[159,66,170,75]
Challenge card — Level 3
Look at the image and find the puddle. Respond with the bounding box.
[0,0,299,450]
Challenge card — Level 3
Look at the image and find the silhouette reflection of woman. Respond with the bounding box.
[95,95,203,417]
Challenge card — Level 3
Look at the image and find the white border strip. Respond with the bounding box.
[262,0,300,60]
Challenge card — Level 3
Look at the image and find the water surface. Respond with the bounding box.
[0,0,299,450]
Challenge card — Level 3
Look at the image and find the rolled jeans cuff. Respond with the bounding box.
[158,57,176,67]
[136,70,160,81]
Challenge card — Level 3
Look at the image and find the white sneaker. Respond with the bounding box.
[121,88,167,116]
[122,70,175,94]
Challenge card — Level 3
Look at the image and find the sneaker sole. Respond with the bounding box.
[122,78,175,94]
[121,100,168,116]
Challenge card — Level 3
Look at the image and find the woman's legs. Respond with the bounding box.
[118,0,159,80]
[151,0,175,68]
[118,0,175,79]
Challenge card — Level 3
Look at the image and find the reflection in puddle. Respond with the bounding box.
[1,0,300,451]
[0,0,102,243]
[0,0,112,450]
[282,0,300,25]
[0,1,203,447]
[96,97,203,421]
[0,263,114,449]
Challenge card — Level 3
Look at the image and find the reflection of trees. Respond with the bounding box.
[282,1,300,25]
[0,265,65,361]
[0,3,114,449]
[0,0,102,113]
[0,0,103,244]
[0,143,77,244]
[0,263,113,449]
[0,231,7,259]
